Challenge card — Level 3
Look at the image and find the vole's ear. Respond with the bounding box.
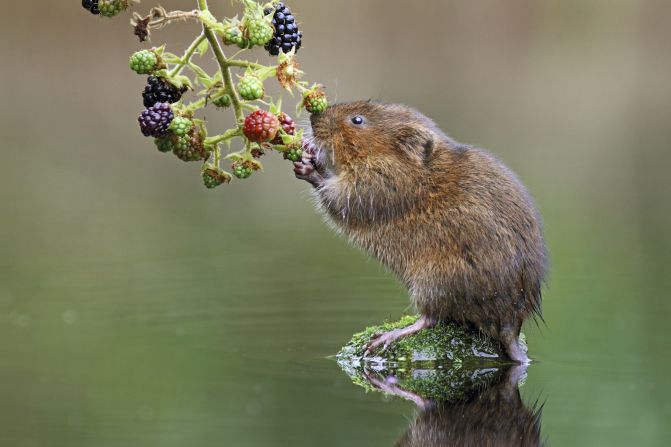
[395,126,435,163]
[422,138,435,161]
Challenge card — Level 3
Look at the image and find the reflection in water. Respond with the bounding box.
[361,364,543,446]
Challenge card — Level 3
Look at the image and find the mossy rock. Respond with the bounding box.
[337,315,510,366]
[336,316,520,402]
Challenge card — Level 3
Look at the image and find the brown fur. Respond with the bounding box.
[303,101,547,361]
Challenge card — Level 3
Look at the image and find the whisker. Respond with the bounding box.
[333,78,339,103]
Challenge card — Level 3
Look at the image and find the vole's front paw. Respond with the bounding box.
[294,154,324,188]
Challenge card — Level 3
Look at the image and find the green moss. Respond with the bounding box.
[337,315,506,366]
[336,316,516,402]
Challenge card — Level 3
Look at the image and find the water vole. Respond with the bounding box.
[294,101,547,363]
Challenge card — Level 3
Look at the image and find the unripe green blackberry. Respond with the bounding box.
[232,161,255,179]
[129,50,159,75]
[245,17,274,47]
[154,135,173,153]
[98,0,127,18]
[202,168,231,189]
[172,130,209,162]
[170,116,194,137]
[284,146,302,163]
[237,75,264,101]
[223,21,247,48]
[213,94,232,108]
[303,90,328,114]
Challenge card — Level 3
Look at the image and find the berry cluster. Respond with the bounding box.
[171,131,208,162]
[82,0,127,18]
[264,3,303,56]
[130,49,159,75]
[138,103,174,137]
[243,110,281,143]
[233,161,258,179]
[153,127,208,162]
[82,0,99,15]
[83,0,328,190]
[245,15,274,47]
[223,20,246,48]
[284,146,302,163]
[213,94,232,108]
[142,76,185,108]
[221,1,274,50]
[203,168,231,189]
[303,89,328,114]
[237,74,265,101]
[99,0,127,18]
[273,113,296,144]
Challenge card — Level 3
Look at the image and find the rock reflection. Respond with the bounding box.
[350,363,543,446]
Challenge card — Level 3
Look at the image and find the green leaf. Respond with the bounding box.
[197,39,210,57]
[163,57,182,65]
[188,62,214,88]
[172,75,194,90]
[162,51,180,61]
[268,97,282,115]
[224,151,245,162]
[154,69,169,79]
[153,45,166,56]
[251,159,264,171]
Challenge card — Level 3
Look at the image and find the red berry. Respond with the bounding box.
[243,109,280,143]
[271,112,296,144]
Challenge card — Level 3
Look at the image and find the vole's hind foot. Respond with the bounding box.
[500,326,530,365]
[363,368,431,409]
[506,342,530,365]
[363,316,434,357]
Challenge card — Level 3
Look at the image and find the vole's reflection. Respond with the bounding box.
[363,364,543,447]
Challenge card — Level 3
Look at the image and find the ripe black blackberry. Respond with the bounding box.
[264,3,303,56]
[138,103,174,137]
[82,0,100,15]
[142,76,185,108]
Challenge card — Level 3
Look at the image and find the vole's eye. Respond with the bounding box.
[351,115,365,126]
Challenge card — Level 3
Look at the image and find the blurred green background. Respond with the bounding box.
[1,0,670,445]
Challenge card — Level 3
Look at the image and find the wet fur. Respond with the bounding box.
[306,101,547,359]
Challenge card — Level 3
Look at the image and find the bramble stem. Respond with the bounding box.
[169,33,207,77]
[165,10,199,25]
[213,144,221,168]
[227,60,267,70]
[184,97,208,113]
[205,128,243,146]
[198,0,244,124]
